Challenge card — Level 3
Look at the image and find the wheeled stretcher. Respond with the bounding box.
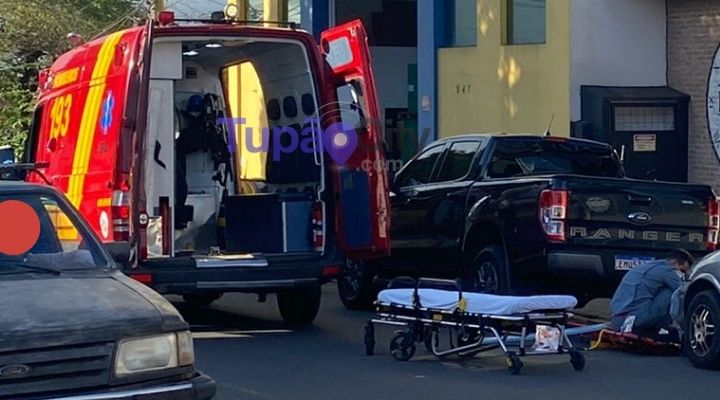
[364,278,586,374]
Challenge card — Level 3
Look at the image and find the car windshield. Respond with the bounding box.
[0,192,108,273]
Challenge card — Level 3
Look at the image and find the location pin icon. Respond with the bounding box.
[322,121,358,165]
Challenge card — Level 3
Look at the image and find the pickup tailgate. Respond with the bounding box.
[559,175,714,253]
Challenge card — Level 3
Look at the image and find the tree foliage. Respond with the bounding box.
[0,0,148,157]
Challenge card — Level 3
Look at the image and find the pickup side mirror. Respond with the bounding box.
[106,241,131,267]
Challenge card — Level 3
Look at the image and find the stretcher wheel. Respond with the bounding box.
[506,353,523,375]
[570,349,585,371]
[424,328,439,354]
[364,322,375,356]
[390,332,416,362]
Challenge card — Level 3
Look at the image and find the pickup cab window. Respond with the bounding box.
[488,139,623,178]
[434,141,482,182]
[395,144,445,187]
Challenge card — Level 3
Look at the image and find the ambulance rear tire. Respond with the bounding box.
[277,285,321,326]
[183,292,223,307]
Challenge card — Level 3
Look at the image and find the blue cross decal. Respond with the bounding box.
[100,91,115,135]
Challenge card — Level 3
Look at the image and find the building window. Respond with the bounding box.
[506,0,546,45]
[614,106,675,132]
[443,0,477,47]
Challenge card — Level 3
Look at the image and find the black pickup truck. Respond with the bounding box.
[338,134,719,309]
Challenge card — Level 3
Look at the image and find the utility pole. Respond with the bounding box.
[263,0,288,23]
[227,0,249,20]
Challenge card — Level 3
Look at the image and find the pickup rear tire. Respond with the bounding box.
[277,285,321,325]
[183,292,223,307]
[467,245,509,294]
[337,259,377,310]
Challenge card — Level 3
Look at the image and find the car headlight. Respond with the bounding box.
[114,331,194,377]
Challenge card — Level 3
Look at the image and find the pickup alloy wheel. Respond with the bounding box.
[337,259,376,310]
[469,245,509,294]
[685,290,720,369]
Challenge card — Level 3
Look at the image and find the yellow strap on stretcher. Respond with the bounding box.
[458,297,468,313]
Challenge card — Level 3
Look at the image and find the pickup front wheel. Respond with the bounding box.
[338,259,377,310]
[468,245,509,294]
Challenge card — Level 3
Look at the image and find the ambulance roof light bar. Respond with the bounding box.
[154,9,298,30]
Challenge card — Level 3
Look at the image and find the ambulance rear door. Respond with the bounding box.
[320,20,391,258]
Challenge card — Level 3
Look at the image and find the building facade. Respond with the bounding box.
[169,0,720,187]
[667,0,720,188]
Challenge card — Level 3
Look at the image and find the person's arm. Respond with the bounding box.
[660,266,683,291]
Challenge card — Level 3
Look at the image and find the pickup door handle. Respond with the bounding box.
[628,195,653,205]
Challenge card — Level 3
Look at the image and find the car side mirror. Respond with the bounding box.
[106,241,131,267]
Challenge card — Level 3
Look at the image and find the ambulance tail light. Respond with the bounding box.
[539,189,568,243]
[311,202,324,252]
[707,197,719,251]
[111,190,130,242]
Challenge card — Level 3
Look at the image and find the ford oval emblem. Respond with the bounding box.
[0,364,31,379]
[628,212,652,225]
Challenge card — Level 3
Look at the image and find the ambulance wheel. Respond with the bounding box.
[507,352,523,375]
[183,292,223,307]
[338,259,377,310]
[277,285,321,326]
[570,349,585,371]
[685,290,720,369]
[390,332,416,361]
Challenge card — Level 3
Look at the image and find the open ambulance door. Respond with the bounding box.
[320,20,390,258]
[128,20,155,263]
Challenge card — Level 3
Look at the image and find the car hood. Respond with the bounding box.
[0,271,187,351]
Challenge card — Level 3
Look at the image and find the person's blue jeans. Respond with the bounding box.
[612,288,675,334]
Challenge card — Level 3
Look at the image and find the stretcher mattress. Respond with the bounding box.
[378,289,577,315]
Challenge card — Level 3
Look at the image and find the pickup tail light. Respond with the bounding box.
[708,197,719,251]
[111,190,130,242]
[539,189,568,243]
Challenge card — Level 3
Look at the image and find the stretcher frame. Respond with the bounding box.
[364,278,586,374]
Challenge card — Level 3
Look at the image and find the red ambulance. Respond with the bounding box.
[25,11,390,324]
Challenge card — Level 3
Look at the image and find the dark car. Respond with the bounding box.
[339,134,717,309]
[677,250,720,369]
[0,181,214,399]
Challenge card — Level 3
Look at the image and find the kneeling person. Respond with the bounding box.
[610,249,693,335]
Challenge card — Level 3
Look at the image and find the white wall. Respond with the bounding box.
[570,0,667,121]
[370,47,417,119]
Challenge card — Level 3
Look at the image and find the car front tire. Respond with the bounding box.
[685,290,720,369]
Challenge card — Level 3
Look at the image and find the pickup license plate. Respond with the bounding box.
[614,255,655,271]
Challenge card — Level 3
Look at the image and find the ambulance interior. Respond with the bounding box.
[145,37,325,257]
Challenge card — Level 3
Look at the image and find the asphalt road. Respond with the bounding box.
[172,285,718,400]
